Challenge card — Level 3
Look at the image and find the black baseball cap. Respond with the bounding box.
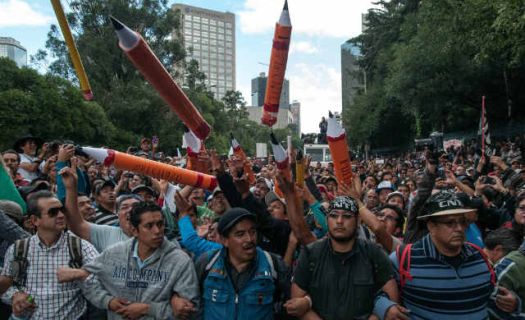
[131,185,155,196]
[417,191,475,220]
[218,208,256,236]
[94,179,116,195]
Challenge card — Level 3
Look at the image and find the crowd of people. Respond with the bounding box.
[0,132,525,320]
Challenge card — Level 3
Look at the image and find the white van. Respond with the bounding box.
[303,144,331,167]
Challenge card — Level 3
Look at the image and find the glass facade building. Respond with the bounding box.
[251,72,289,110]
[173,4,235,99]
[0,37,27,68]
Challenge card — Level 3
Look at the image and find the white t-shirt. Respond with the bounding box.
[17,153,39,182]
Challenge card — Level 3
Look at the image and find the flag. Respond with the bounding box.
[478,96,493,157]
[0,164,26,213]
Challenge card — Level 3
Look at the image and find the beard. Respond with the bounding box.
[329,228,357,244]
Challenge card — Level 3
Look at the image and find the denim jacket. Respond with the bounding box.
[202,247,275,320]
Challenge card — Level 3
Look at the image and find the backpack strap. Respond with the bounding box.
[397,243,413,293]
[204,249,222,273]
[262,250,277,280]
[12,238,30,288]
[466,242,496,286]
[67,234,83,269]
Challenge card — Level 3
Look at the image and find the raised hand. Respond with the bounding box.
[209,149,225,175]
[59,160,78,190]
[174,191,194,217]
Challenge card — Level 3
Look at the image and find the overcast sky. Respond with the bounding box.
[0,0,375,133]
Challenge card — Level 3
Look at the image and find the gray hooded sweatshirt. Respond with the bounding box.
[81,237,199,319]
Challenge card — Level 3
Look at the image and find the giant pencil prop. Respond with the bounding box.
[327,112,353,186]
[110,16,211,140]
[50,0,93,100]
[231,133,256,184]
[81,147,217,190]
[270,132,290,198]
[261,0,292,127]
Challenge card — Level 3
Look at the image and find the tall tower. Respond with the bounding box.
[173,4,236,99]
[250,72,289,109]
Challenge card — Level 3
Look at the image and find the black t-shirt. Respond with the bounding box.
[293,238,393,320]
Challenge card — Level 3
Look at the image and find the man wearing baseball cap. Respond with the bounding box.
[287,196,401,319]
[377,191,495,319]
[195,208,288,320]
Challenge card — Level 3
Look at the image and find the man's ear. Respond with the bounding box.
[131,225,139,237]
[30,214,39,227]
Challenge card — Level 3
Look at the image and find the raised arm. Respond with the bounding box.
[277,171,316,245]
[59,160,91,241]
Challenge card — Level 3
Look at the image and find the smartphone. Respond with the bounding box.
[152,135,159,145]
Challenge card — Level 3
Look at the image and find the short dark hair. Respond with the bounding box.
[129,201,162,228]
[27,190,55,217]
[484,228,521,255]
[2,149,20,162]
[116,194,143,212]
[516,193,525,206]
[379,204,405,230]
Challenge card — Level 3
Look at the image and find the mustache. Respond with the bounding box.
[242,243,255,249]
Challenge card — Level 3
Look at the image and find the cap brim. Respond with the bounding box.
[220,213,256,235]
[417,208,476,220]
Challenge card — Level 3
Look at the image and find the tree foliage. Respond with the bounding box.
[0,57,116,150]
[345,0,525,149]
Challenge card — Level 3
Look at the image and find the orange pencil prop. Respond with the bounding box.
[261,0,292,127]
[110,16,211,140]
[231,133,256,185]
[270,132,290,198]
[50,0,93,100]
[327,112,353,186]
[81,147,217,190]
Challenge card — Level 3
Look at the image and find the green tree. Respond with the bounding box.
[0,58,116,150]
[345,0,525,149]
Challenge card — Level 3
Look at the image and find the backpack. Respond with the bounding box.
[11,234,83,288]
[396,241,496,295]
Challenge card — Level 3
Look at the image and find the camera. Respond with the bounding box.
[481,176,495,185]
[74,145,90,158]
[414,132,444,152]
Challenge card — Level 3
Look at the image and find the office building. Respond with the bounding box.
[341,41,365,110]
[246,106,293,130]
[290,100,301,134]
[0,37,27,67]
[341,13,368,114]
[251,72,289,109]
[173,4,235,99]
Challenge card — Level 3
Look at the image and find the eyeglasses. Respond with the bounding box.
[327,212,356,219]
[517,206,525,212]
[433,218,468,229]
[47,206,64,217]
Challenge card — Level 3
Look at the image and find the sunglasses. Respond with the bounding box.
[47,206,64,217]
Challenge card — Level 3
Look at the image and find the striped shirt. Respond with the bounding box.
[1,232,99,320]
[388,235,494,320]
[93,205,118,226]
[488,244,525,319]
